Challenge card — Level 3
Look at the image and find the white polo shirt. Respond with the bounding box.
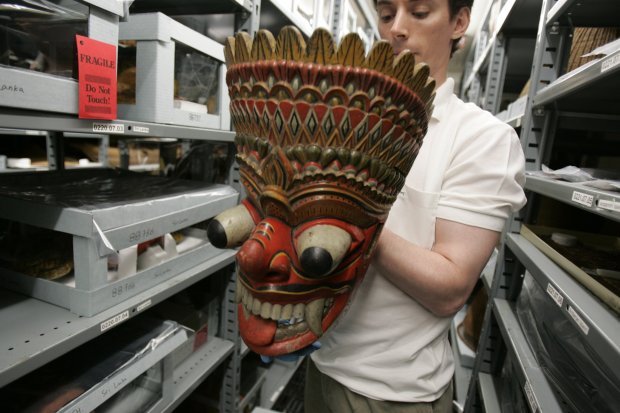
[311,78,526,402]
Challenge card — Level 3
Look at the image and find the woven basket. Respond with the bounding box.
[567,27,620,73]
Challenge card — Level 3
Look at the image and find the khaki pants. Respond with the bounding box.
[304,358,453,413]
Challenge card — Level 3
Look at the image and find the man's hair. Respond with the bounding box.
[372,0,474,57]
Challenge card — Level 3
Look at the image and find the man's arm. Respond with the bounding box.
[373,218,499,317]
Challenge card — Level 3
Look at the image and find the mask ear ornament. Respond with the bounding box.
[208,26,435,356]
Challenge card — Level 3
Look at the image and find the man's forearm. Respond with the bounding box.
[372,221,499,317]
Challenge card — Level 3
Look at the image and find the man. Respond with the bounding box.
[306,0,526,411]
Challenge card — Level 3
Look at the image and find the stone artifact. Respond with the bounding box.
[208,26,435,356]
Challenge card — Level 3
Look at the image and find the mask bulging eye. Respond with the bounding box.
[207,204,256,248]
[296,225,352,278]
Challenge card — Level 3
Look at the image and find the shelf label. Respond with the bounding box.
[546,283,564,307]
[601,53,620,73]
[136,299,152,313]
[76,35,117,120]
[133,126,150,134]
[567,305,590,335]
[524,380,540,413]
[571,191,594,207]
[100,310,129,332]
[93,123,125,134]
[598,199,620,212]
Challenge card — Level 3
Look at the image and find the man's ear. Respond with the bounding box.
[451,7,471,40]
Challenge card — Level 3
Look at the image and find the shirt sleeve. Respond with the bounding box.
[436,114,527,232]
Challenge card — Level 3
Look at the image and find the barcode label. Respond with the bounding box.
[546,283,563,307]
[568,305,590,335]
[100,310,129,332]
[572,191,593,207]
[598,199,620,212]
[93,123,125,133]
[136,299,151,312]
[133,126,150,134]
[601,53,620,73]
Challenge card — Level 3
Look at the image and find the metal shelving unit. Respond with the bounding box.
[164,337,236,412]
[506,233,620,372]
[0,250,235,388]
[0,109,235,142]
[532,46,620,114]
[259,358,305,410]
[493,298,563,412]
[464,0,620,411]
[546,0,620,27]
[461,0,541,114]
[525,175,620,221]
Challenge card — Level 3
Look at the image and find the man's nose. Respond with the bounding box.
[390,9,410,40]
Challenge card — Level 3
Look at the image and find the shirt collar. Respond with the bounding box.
[429,77,454,122]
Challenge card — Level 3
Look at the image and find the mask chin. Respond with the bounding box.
[237,290,351,356]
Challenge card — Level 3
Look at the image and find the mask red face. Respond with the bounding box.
[207,27,434,356]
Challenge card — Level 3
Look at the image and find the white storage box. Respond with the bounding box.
[117,12,229,130]
[0,168,238,316]
[0,0,123,114]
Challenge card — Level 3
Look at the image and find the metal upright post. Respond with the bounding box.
[46,132,65,170]
[483,34,507,114]
[220,266,242,413]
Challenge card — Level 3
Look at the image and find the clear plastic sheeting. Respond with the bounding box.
[0,167,235,209]
[516,272,620,413]
[527,165,620,191]
[0,317,188,413]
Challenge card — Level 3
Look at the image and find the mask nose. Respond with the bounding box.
[237,221,291,282]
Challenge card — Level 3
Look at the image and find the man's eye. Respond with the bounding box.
[380,13,394,23]
[412,11,429,19]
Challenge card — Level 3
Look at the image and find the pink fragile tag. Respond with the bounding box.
[76,35,117,120]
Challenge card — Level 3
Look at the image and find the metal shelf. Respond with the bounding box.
[477,372,501,413]
[525,175,620,223]
[0,108,235,142]
[463,36,495,92]
[546,0,620,27]
[260,357,305,409]
[532,47,620,114]
[239,366,269,411]
[0,250,235,387]
[495,0,542,36]
[506,233,620,380]
[129,0,251,14]
[260,0,313,37]
[163,337,236,412]
[492,298,564,413]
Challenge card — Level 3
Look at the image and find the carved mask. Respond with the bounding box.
[207,27,435,356]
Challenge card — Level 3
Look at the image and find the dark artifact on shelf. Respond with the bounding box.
[207,26,435,356]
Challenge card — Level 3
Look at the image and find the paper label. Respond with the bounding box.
[136,299,152,312]
[93,123,124,134]
[571,191,594,207]
[100,310,129,332]
[546,283,564,307]
[568,305,590,335]
[76,35,117,120]
[524,380,539,413]
[598,199,620,212]
[132,126,150,134]
[601,53,620,73]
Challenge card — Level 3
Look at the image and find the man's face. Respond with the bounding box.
[376,0,469,84]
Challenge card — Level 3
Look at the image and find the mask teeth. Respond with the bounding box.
[238,281,336,335]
